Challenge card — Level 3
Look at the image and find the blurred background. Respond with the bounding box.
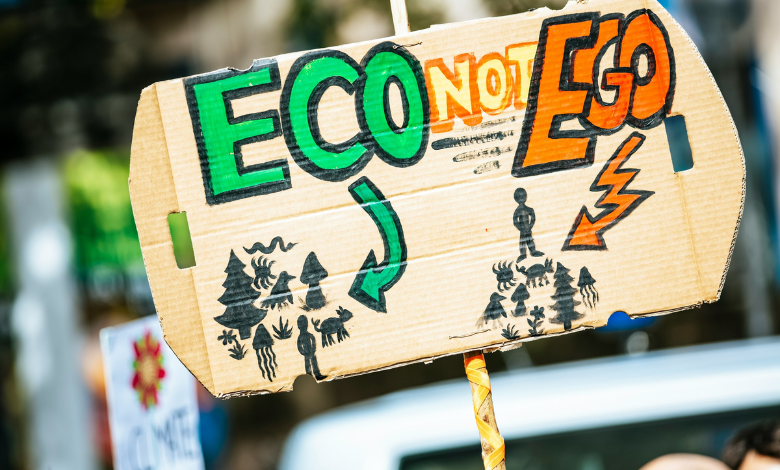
[0,0,778,468]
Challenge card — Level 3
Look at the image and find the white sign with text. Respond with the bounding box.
[101,316,205,470]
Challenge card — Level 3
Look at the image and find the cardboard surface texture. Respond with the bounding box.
[129,0,745,396]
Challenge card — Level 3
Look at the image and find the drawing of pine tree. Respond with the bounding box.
[214,250,267,340]
[549,262,584,331]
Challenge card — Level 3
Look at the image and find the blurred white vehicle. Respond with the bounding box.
[279,338,780,470]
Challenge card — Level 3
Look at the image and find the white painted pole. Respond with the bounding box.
[390,0,411,35]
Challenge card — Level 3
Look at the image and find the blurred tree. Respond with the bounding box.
[0,0,193,159]
[63,149,142,277]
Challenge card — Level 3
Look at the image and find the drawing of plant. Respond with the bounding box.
[501,325,521,340]
[272,317,293,340]
[528,306,545,337]
[218,329,237,345]
[228,342,247,360]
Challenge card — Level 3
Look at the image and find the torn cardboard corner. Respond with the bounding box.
[129,0,744,397]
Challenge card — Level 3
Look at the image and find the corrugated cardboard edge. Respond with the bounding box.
[643,0,745,308]
[668,6,746,301]
[129,84,215,393]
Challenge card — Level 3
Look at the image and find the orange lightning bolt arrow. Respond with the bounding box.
[563,132,655,251]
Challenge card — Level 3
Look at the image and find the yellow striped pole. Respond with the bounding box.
[464,351,506,470]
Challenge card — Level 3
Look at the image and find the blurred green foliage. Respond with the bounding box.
[63,149,142,277]
[0,179,13,297]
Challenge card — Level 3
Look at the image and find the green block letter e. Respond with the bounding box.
[185,59,290,205]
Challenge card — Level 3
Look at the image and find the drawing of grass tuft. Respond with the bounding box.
[272,317,293,340]
[501,325,521,340]
[229,342,247,360]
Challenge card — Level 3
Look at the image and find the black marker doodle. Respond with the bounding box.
[244,236,297,255]
[218,330,236,345]
[473,161,500,174]
[453,146,512,163]
[511,283,530,317]
[432,130,514,150]
[214,250,267,340]
[262,271,296,310]
[528,306,545,336]
[514,188,544,262]
[217,329,247,360]
[493,261,516,292]
[469,116,517,131]
[251,256,276,290]
[501,325,521,341]
[272,317,293,340]
[549,263,584,331]
[517,258,553,288]
[297,315,326,380]
[313,307,353,347]
[300,252,328,310]
[578,267,599,309]
[478,293,507,328]
[253,324,277,381]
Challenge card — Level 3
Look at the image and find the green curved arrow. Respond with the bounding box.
[348,177,407,312]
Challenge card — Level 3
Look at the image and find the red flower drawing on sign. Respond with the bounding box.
[131,330,166,410]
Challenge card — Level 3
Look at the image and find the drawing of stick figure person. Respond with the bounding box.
[514,188,544,262]
[297,315,326,380]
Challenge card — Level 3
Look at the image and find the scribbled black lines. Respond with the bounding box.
[473,161,500,174]
[432,130,514,150]
[312,307,353,347]
[453,146,512,163]
[244,236,297,254]
[442,117,517,173]
[469,116,517,131]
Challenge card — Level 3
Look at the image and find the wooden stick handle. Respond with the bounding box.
[389,0,411,35]
[464,351,506,470]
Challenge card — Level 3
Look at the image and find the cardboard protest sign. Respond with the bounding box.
[101,316,205,470]
[129,0,744,396]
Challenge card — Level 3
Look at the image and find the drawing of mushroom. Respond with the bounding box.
[511,283,530,317]
[300,252,328,310]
